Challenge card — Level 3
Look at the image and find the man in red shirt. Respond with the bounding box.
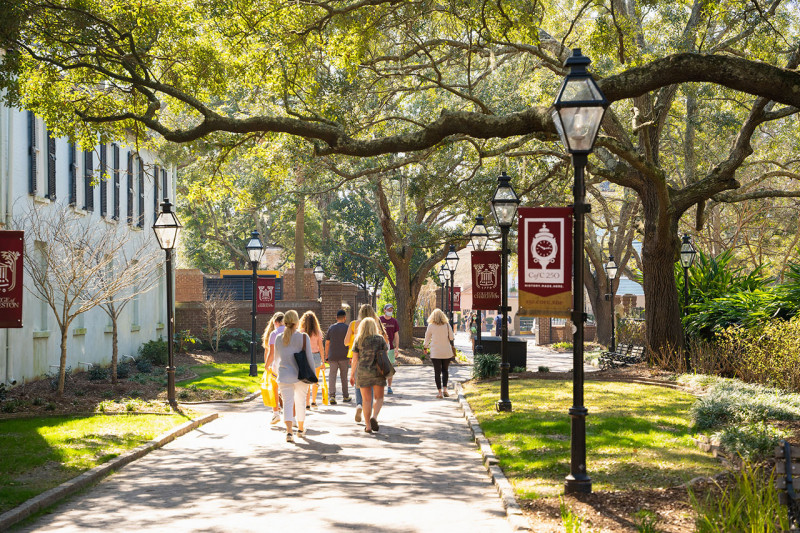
[379,304,400,394]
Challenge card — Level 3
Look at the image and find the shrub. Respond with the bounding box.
[551,342,572,350]
[538,366,550,373]
[219,328,250,353]
[690,378,800,430]
[88,365,109,381]
[512,366,525,373]
[174,329,200,353]
[115,362,131,379]
[138,338,169,365]
[136,359,153,374]
[473,353,500,379]
[712,422,788,462]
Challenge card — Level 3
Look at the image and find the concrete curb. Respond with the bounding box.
[0,413,219,531]
[179,391,260,405]
[455,382,531,532]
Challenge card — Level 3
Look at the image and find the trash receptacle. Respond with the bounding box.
[475,336,527,370]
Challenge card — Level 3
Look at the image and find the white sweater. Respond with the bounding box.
[423,322,454,359]
[273,331,315,384]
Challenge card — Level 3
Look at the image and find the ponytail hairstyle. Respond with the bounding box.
[282,310,300,346]
[354,317,379,351]
[261,311,285,350]
[359,304,387,337]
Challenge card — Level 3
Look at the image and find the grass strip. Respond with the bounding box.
[177,364,260,393]
[0,414,188,513]
[462,379,721,499]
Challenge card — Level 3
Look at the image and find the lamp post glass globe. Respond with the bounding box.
[470,215,489,251]
[438,269,446,285]
[152,199,182,250]
[246,231,264,264]
[551,48,608,154]
[446,245,459,273]
[605,256,618,281]
[680,234,697,268]
[490,172,520,228]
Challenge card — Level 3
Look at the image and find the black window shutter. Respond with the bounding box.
[28,111,37,195]
[84,150,94,211]
[138,158,145,227]
[69,143,77,206]
[46,126,56,200]
[113,144,120,220]
[153,164,160,218]
[162,169,168,201]
[99,144,108,217]
[127,152,134,224]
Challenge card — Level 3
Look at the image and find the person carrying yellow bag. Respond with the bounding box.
[260,368,278,408]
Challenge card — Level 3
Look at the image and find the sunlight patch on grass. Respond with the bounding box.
[177,364,260,393]
[463,379,721,498]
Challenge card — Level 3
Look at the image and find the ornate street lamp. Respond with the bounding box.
[245,231,264,377]
[446,245,459,328]
[490,171,520,413]
[604,255,618,352]
[438,265,447,315]
[313,262,325,300]
[152,199,182,408]
[679,234,697,370]
[441,263,451,318]
[552,48,608,494]
[470,215,489,354]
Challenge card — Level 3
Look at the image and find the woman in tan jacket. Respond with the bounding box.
[423,308,455,398]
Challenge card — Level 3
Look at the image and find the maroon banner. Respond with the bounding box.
[0,231,24,328]
[471,250,501,310]
[518,207,573,317]
[451,287,461,312]
[256,278,275,314]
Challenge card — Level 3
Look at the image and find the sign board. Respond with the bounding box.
[518,207,573,318]
[256,278,275,314]
[0,231,24,328]
[451,286,461,312]
[471,250,501,310]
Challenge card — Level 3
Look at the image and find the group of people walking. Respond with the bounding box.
[262,303,401,441]
[262,303,459,442]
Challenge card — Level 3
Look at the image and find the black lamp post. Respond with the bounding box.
[490,171,520,413]
[313,263,324,300]
[446,245,459,329]
[679,234,697,370]
[245,231,264,377]
[470,215,489,354]
[442,264,452,318]
[438,266,447,313]
[552,48,608,494]
[604,255,618,352]
[152,199,182,408]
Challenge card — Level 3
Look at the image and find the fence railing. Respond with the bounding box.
[204,276,283,301]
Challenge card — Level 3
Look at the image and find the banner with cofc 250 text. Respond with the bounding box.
[0,231,24,328]
[518,207,573,318]
[471,250,501,310]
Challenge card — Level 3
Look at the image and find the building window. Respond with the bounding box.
[126,152,134,225]
[113,144,120,220]
[137,158,145,228]
[35,241,48,330]
[27,112,40,196]
[161,168,168,202]
[46,126,56,200]
[153,164,160,222]
[69,142,78,206]
[100,144,108,217]
[83,149,94,212]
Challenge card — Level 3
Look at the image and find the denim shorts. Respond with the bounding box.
[312,352,322,368]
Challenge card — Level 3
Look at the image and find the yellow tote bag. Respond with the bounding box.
[320,364,329,405]
[260,370,277,408]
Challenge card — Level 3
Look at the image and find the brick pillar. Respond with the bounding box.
[536,317,552,345]
[176,269,205,302]
[320,280,343,332]
[340,282,358,321]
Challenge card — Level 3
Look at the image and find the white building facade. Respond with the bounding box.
[0,103,174,386]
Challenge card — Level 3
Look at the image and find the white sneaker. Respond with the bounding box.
[355,405,363,423]
[270,412,281,424]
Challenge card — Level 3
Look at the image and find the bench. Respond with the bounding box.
[598,344,645,370]
[775,440,800,529]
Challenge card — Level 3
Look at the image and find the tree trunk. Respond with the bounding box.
[393,262,414,349]
[589,289,613,349]
[111,317,119,384]
[295,195,305,299]
[58,327,68,397]
[640,184,683,365]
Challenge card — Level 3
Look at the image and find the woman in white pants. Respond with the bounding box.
[267,310,315,442]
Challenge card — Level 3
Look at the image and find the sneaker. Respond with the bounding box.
[355,405,363,423]
[311,402,317,408]
[343,396,352,403]
[443,389,450,397]
[298,427,307,437]
[329,398,337,405]
[271,412,281,424]
[286,433,294,443]
[387,387,393,394]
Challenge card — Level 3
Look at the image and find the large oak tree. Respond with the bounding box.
[3,0,800,359]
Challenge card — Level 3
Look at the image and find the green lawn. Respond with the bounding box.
[0,414,188,513]
[177,363,261,393]
[463,379,722,499]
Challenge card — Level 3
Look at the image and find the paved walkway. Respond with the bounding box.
[17,364,513,533]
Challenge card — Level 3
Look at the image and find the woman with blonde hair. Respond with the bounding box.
[349,317,393,433]
[423,308,455,398]
[344,304,389,422]
[299,310,325,409]
[265,310,315,442]
[261,311,285,424]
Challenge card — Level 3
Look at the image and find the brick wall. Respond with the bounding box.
[283,268,319,301]
[176,269,204,302]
